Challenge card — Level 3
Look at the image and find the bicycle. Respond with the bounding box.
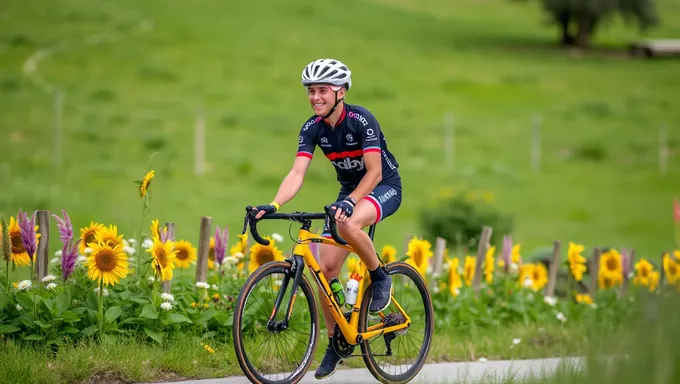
[232,205,434,384]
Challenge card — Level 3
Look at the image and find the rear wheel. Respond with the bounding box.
[358,262,434,384]
[233,260,319,384]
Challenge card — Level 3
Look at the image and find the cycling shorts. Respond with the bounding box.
[322,178,402,237]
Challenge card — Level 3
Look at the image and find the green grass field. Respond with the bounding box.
[1,0,679,262]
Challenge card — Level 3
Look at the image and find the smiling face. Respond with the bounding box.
[307,84,345,117]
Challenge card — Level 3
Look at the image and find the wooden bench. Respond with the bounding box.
[629,39,680,58]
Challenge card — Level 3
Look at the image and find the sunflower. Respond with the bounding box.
[567,242,587,282]
[484,246,495,284]
[529,263,548,292]
[381,244,397,264]
[86,241,129,286]
[151,219,161,241]
[598,249,623,288]
[347,255,364,276]
[663,253,680,285]
[96,224,124,248]
[405,237,433,277]
[229,233,248,273]
[498,244,523,270]
[632,258,655,287]
[248,236,284,274]
[1,216,40,266]
[575,293,593,305]
[80,222,104,254]
[463,255,476,286]
[208,237,215,270]
[448,257,462,296]
[174,240,197,269]
[139,170,155,198]
[146,237,177,281]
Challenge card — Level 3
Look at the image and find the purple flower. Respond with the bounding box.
[621,248,631,277]
[53,209,80,281]
[501,235,513,272]
[17,209,37,261]
[160,223,175,243]
[214,225,228,267]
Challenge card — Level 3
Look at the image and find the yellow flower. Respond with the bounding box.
[1,216,40,266]
[500,244,523,269]
[405,236,433,277]
[79,222,104,255]
[567,242,587,282]
[518,263,548,292]
[463,255,476,286]
[208,237,215,270]
[448,257,462,296]
[139,170,155,198]
[146,237,177,282]
[347,255,363,276]
[632,258,655,287]
[94,225,124,249]
[202,343,215,354]
[598,249,623,289]
[150,219,161,241]
[381,244,397,264]
[484,246,495,284]
[248,236,284,273]
[173,240,197,269]
[575,293,593,305]
[229,233,248,273]
[663,253,680,285]
[86,241,129,286]
[649,271,660,292]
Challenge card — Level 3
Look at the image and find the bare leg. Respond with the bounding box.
[317,243,350,337]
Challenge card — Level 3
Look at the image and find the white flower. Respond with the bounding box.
[142,239,153,249]
[196,282,210,289]
[46,283,57,291]
[454,288,460,296]
[123,239,129,247]
[148,276,156,283]
[509,263,519,276]
[233,252,244,259]
[590,303,598,309]
[54,250,63,257]
[84,247,93,255]
[128,257,135,263]
[556,312,567,323]
[272,233,284,243]
[543,296,557,306]
[523,278,533,288]
[513,338,521,345]
[16,304,22,311]
[161,293,175,302]
[51,257,59,264]
[223,256,238,265]
[478,358,488,362]
[77,256,87,263]
[212,284,219,291]
[127,238,137,245]
[433,286,440,294]
[160,302,172,311]
[124,246,136,256]
[94,287,109,297]
[42,275,57,283]
[17,280,32,291]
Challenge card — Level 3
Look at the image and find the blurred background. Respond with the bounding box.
[1,0,678,261]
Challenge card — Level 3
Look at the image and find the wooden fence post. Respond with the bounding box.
[195,216,212,285]
[432,237,447,277]
[472,226,493,293]
[588,248,601,298]
[545,240,561,297]
[163,222,175,293]
[36,210,50,281]
[619,249,635,298]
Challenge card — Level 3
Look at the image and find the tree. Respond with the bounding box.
[536,0,660,48]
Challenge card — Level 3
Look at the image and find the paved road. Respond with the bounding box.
[147,357,584,384]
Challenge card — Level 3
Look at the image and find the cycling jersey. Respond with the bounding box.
[296,104,400,189]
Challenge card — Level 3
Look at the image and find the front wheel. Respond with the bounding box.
[232,260,320,384]
[358,262,434,384]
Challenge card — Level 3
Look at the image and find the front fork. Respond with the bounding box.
[267,255,305,331]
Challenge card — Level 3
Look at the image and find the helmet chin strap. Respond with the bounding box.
[323,91,343,119]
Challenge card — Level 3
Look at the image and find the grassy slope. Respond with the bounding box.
[1,0,679,266]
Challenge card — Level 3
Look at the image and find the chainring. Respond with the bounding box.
[331,312,356,358]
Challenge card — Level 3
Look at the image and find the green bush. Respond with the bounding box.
[419,189,514,252]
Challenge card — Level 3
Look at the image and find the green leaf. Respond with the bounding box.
[0,292,10,311]
[105,306,123,323]
[139,304,157,319]
[0,324,20,334]
[63,326,80,334]
[200,309,216,322]
[15,291,34,311]
[60,310,81,323]
[144,327,164,344]
[163,313,193,325]
[102,333,117,345]
[71,307,87,315]
[55,290,71,316]
[23,334,46,341]
[33,320,52,329]
[129,297,150,304]
[86,291,99,310]
[80,325,98,337]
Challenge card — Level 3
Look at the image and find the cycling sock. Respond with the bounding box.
[369,266,387,282]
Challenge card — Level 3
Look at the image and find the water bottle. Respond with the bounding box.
[345,272,362,308]
[329,277,345,306]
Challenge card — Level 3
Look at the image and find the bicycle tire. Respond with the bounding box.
[358,262,434,384]
[233,260,320,384]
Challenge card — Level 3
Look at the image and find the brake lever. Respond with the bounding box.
[323,205,349,246]
[244,206,270,246]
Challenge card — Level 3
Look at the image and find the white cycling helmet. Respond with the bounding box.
[301,58,352,90]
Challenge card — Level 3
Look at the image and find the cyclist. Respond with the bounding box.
[252,58,402,379]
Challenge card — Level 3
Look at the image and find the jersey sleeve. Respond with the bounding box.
[359,112,382,155]
[296,119,318,159]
